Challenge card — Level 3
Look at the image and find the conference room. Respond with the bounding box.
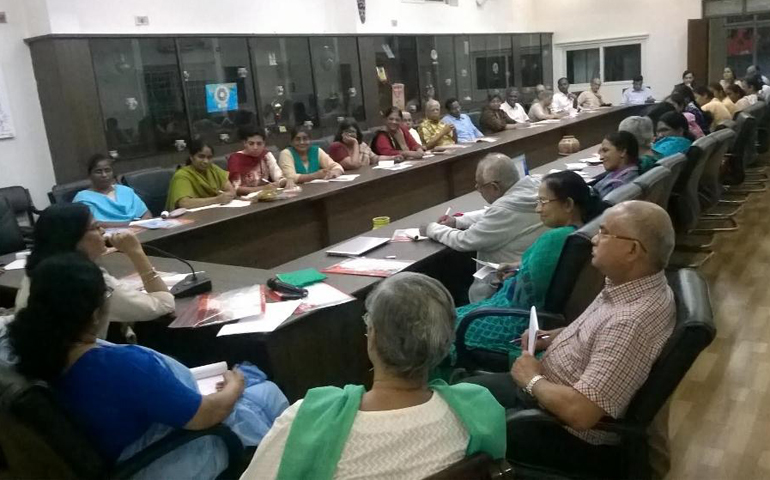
[0,0,768,479]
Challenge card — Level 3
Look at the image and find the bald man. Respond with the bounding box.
[417,99,456,150]
[466,201,676,475]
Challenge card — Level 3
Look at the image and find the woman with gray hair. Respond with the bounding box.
[241,272,505,480]
[619,115,659,173]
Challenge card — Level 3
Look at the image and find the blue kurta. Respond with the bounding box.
[74,184,148,222]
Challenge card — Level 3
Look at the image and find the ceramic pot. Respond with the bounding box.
[558,135,581,156]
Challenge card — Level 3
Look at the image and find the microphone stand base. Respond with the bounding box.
[170,273,212,298]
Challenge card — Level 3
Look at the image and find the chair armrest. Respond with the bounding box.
[455,307,565,368]
[111,424,244,480]
[505,408,562,426]
[506,408,646,439]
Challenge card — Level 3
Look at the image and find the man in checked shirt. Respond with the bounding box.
[467,200,676,477]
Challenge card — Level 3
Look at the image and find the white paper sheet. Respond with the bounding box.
[330,174,360,182]
[391,228,428,242]
[217,300,301,336]
[309,179,329,183]
[476,137,499,142]
[472,258,500,270]
[186,204,221,213]
[220,199,252,208]
[527,306,539,355]
[3,259,26,270]
[373,162,413,171]
[378,160,395,168]
[473,265,496,280]
[548,169,562,174]
[565,163,586,171]
[190,361,228,395]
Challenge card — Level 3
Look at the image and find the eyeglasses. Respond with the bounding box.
[537,197,558,206]
[596,227,647,252]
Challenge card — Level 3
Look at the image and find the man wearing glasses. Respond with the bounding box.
[422,153,545,302]
[466,200,676,476]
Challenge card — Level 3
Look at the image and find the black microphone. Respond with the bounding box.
[139,244,213,298]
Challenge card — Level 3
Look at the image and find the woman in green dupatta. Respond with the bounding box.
[165,140,237,211]
[277,125,344,184]
[454,171,603,363]
[241,273,506,480]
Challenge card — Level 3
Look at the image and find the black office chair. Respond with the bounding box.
[455,216,605,373]
[48,180,92,205]
[694,129,740,229]
[310,136,332,153]
[668,136,716,234]
[423,453,514,479]
[0,186,41,242]
[468,111,482,129]
[742,101,766,167]
[0,196,26,255]
[505,268,715,480]
[121,168,176,217]
[655,153,688,208]
[631,166,673,209]
[723,112,766,195]
[602,182,643,205]
[0,364,244,480]
[754,101,770,155]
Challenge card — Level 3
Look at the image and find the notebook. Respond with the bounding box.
[190,361,228,395]
[326,236,390,257]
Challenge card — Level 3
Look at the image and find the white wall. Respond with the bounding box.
[0,0,56,208]
[533,0,702,105]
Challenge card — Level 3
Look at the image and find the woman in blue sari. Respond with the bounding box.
[7,253,288,480]
[651,111,694,162]
[73,154,152,226]
[453,171,603,364]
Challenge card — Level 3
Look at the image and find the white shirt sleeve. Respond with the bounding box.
[426,205,522,252]
[240,400,302,480]
[103,272,175,324]
[266,152,285,182]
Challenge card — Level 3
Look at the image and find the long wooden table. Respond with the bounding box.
[0,144,611,401]
[138,106,645,269]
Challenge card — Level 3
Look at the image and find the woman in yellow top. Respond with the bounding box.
[166,140,236,210]
[278,126,344,184]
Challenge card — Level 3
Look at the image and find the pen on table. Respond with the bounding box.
[510,334,551,345]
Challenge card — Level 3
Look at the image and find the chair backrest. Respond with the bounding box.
[623,269,715,425]
[725,112,756,185]
[423,452,513,480]
[48,180,91,205]
[267,145,281,159]
[543,215,605,326]
[631,166,673,208]
[0,186,36,227]
[0,196,26,255]
[602,182,643,205]
[310,136,332,153]
[698,129,736,210]
[468,110,482,129]
[742,101,764,166]
[120,168,175,216]
[655,153,688,207]
[757,101,770,154]
[0,364,107,479]
[668,135,716,232]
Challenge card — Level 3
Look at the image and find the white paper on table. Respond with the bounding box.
[526,123,548,127]
[3,258,26,270]
[548,169,562,174]
[296,283,355,314]
[220,199,252,208]
[186,204,221,213]
[472,258,500,270]
[422,154,435,158]
[539,119,562,124]
[190,361,228,395]
[527,306,539,355]
[373,163,413,171]
[391,228,428,242]
[476,137,499,143]
[309,179,330,183]
[217,300,301,336]
[330,174,360,182]
[378,160,395,168]
[579,157,603,165]
[473,265,496,280]
[565,163,586,171]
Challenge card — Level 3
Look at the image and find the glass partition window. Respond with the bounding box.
[372,36,420,116]
[417,36,457,109]
[91,38,189,159]
[250,37,316,134]
[178,38,256,146]
[567,48,600,84]
[454,36,474,106]
[603,44,641,82]
[309,37,365,129]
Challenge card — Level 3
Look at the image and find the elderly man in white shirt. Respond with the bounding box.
[551,77,577,115]
[423,153,546,302]
[622,75,656,105]
[501,86,530,123]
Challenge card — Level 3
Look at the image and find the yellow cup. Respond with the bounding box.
[372,216,390,229]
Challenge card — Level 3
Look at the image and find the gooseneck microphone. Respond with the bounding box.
[139,244,213,298]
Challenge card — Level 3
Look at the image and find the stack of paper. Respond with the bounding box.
[190,361,228,394]
[217,299,301,336]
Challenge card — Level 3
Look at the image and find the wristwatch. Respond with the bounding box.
[524,374,546,396]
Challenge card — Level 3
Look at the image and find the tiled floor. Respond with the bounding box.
[666,184,770,479]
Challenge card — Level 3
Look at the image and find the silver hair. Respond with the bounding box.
[619,116,654,149]
[425,99,440,111]
[364,272,455,380]
[613,200,675,270]
[476,153,522,191]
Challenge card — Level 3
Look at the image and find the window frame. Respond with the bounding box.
[556,35,648,92]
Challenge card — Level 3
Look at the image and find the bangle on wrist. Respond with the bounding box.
[524,374,546,397]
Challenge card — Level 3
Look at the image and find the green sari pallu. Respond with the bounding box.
[290,146,320,174]
[275,380,506,480]
[454,226,576,363]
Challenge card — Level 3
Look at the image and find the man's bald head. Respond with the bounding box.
[609,200,675,271]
